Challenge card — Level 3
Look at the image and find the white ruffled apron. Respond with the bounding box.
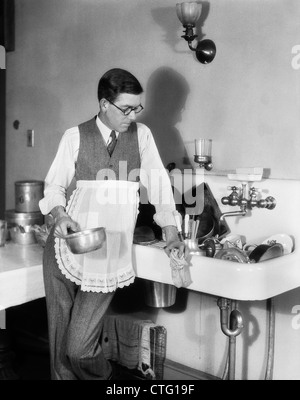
[54,180,139,293]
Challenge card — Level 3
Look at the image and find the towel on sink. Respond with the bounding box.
[170,249,190,288]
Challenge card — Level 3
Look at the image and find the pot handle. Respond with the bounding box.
[243,244,257,252]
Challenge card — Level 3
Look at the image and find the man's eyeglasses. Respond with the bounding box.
[107,99,144,116]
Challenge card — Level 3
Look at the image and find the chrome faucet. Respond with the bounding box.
[248,187,276,209]
[221,186,240,207]
[219,209,247,223]
[220,184,276,224]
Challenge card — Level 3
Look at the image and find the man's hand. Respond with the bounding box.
[51,206,80,238]
[163,225,186,258]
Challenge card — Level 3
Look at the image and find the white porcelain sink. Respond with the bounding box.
[137,172,300,301]
[132,244,300,301]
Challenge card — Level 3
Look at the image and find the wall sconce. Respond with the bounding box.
[176,2,216,64]
[194,139,213,170]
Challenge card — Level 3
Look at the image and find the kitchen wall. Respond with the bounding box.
[5,0,300,200]
[5,0,300,380]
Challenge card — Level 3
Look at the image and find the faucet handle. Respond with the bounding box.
[258,196,276,210]
[248,187,260,208]
[227,186,239,191]
[249,187,260,196]
[228,186,240,206]
[222,186,239,205]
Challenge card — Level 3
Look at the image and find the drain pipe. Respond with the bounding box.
[220,298,275,380]
[264,298,275,380]
[217,298,244,380]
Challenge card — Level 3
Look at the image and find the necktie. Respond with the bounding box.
[107,130,117,156]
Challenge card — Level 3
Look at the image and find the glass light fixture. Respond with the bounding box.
[194,138,213,170]
[176,2,216,64]
[176,2,202,26]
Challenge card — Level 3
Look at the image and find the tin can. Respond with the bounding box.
[15,180,44,213]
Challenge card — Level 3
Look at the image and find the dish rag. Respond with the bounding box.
[170,249,189,288]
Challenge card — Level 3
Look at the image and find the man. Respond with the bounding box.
[39,68,184,380]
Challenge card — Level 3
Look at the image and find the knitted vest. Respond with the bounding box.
[75,116,141,181]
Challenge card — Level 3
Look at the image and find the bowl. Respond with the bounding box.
[9,226,37,245]
[64,227,106,254]
[262,233,294,255]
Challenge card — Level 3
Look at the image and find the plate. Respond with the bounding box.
[262,234,294,255]
[214,248,250,263]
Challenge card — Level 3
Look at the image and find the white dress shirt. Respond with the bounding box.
[39,116,177,228]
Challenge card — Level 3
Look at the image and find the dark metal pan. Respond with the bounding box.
[249,243,284,263]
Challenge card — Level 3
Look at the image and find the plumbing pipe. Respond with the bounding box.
[220,298,275,380]
[228,308,244,380]
[228,337,236,380]
[221,300,237,380]
[264,298,275,380]
[221,298,275,380]
[217,298,244,380]
[217,298,243,337]
[222,352,229,381]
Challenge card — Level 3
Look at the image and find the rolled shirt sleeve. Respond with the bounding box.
[138,123,177,228]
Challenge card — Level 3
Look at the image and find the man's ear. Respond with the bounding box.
[99,98,108,112]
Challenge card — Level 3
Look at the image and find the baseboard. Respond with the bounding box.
[163,359,220,380]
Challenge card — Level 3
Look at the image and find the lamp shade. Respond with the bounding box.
[176,2,202,26]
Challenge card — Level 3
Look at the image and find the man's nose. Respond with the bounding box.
[127,110,137,121]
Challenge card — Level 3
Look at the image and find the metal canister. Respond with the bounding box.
[4,209,44,227]
[15,180,44,213]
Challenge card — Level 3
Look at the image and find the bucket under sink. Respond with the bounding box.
[143,280,177,308]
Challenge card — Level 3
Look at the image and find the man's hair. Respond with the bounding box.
[97,68,143,102]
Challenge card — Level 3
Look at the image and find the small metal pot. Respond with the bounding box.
[9,226,37,245]
[5,209,44,226]
[5,209,44,240]
[63,227,106,254]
